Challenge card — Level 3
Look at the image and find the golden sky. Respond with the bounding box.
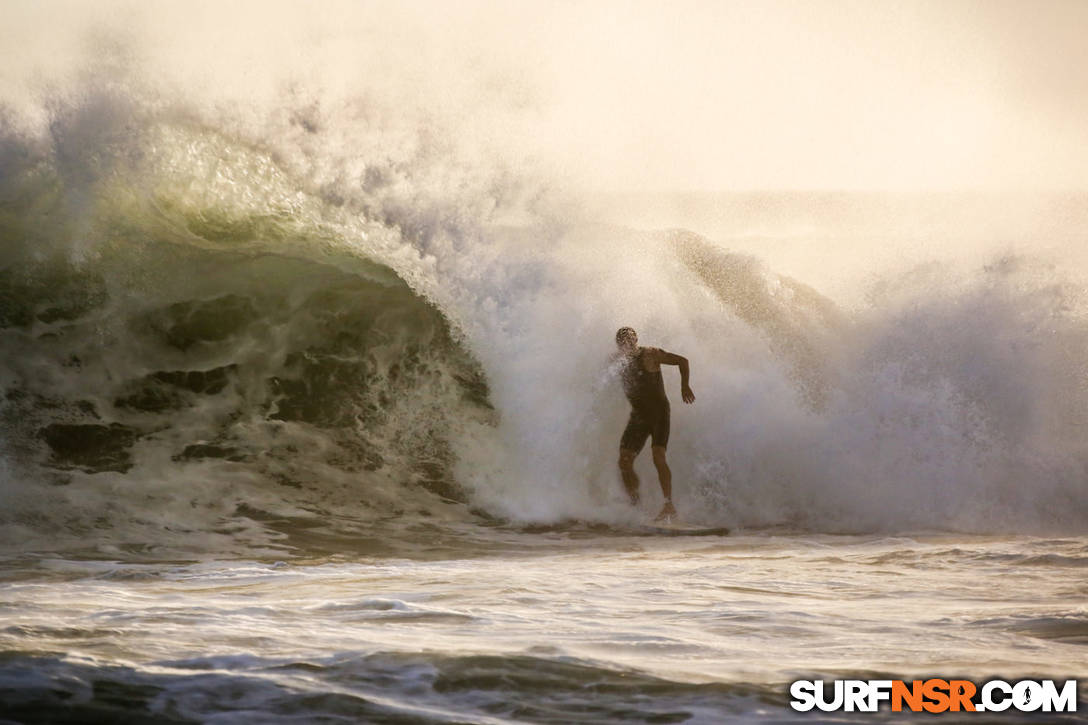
[3,0,1087,192]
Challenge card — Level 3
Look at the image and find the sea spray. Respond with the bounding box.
[1,22,1087,554]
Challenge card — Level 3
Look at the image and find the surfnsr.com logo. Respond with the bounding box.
[789,679,1077,713]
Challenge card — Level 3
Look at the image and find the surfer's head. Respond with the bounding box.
[615,326,638,352]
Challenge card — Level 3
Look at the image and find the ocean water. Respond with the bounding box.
[2,13,1088,722]
[2,534,1087,723]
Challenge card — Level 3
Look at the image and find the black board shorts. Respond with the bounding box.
[620,405,670,453]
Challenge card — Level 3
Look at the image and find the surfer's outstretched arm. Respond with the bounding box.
[658,351,695,404]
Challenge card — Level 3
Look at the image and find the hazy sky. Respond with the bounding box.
[526,0,1088,191]
[3,0,1087,192]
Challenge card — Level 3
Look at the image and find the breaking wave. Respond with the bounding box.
[1,71,1087,557]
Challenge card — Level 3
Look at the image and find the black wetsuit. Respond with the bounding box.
[619,347,670,452]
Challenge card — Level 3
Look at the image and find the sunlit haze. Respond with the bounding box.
[3,0,1087,192]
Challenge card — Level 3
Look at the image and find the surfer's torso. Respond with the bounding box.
[617,347,671,452]
[620,347,669,413]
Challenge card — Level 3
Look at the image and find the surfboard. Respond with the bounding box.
[634,522,731,537]
[514,520,729,537]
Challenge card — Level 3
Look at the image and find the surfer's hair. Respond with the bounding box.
[616,327,637,345]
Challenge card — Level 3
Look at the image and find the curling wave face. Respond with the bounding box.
[0,114,495,555]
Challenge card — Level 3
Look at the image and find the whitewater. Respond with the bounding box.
[2,3,1087,721]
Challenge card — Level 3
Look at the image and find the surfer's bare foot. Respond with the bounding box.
[654,501,677,522]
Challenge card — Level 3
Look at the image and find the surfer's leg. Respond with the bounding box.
[651,446,671,500]
[650,407,675,521]
[619,413,650,505]
[618,448,640,505]
[651,445,674,513]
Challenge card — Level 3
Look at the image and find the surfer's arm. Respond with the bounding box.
[658,350,695,404]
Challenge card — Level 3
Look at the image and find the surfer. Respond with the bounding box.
[613,327,695,521]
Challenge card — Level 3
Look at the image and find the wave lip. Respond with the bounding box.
[0,116,495,556]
